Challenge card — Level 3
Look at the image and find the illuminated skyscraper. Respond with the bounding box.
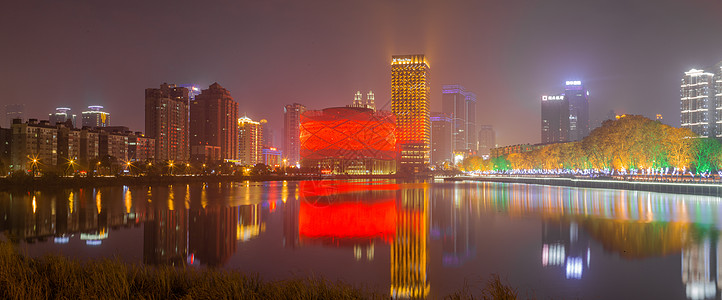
[541,93,569,143]
[81,106,110,128]
[284,103,306,166]
[391,54,430,172]
[681,68,716,138]
[237,116,262,165]
[190,83,238,162]
[565,81,589,141]
[145,83,190,162]
[442,85,476,151]
[49,107,77,128]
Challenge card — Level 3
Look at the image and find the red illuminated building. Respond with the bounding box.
[300,107,396,174]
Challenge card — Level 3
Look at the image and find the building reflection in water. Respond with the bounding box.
[391,184,430,299]
[431,183,476,268]
[681,234,721,300]
[143,185,187,266]
[541,220,590,280]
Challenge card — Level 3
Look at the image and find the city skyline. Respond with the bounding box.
[3,1,722,147]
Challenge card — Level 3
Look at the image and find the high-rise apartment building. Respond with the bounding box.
[11,119,58,172]
[430,112,452,166]
[4,104,24,128]
[145,83,190,162]
[49,107,77,128]
[681,68,717,137]
[477,125,496,158]
[284,103,306,166]
[541,94,569,143]
[391,54,431,172]
[237,116,262,165]
[565,81,590,141]
[81,106,110,128]
[190,83,239,162]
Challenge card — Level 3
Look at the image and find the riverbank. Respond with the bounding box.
[0,173,407,191]
[0,242,516,299]
[450,175,722,197]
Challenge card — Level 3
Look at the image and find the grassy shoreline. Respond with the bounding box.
[0,242,518,299]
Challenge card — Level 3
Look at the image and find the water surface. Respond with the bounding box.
[1,179,720,299]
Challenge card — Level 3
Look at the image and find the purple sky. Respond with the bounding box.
[2,0,722,147]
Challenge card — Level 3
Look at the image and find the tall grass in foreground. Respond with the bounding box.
[0,242,518,299]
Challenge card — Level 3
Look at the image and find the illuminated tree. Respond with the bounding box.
[692,138,721,172]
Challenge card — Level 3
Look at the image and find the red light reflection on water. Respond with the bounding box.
[299,200,397,242]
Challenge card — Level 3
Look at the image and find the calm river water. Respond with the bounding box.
[1,179,721,299]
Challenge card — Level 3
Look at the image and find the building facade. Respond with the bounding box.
[477,125,496,158]
[81,106,110,128]
[391,54,431,172]
[430,112,452,166]
[262,147,282,167]
[128,132,155,162]
[442,85,476,152]
[190,83,238,163]
[237,116,263,165]
[145,83,190,163]
[11,119,58,172]
[283,103,306,166]
[681,68,716,138]
[541,94,570,143]
[300,107,396,175]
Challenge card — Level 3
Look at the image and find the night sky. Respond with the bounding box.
[2,0,722,147]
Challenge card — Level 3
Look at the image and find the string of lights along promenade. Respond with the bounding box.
[391,54,431,173]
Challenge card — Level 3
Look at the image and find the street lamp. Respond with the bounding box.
[29,156,39,177]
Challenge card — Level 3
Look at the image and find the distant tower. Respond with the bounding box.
[442,85,477,152]
[477,125,495,158]
[49,107,77,128]
[366,91,376,111]
[145,83,190,162]
[4,104,25,128]
[189,83,239,162]
[681,69,715,137]
[430,112,452,165]
[391,54,430,172]
[81,105,110,128]
[541,94,569,143]
[284,103,306,166]
[352,91,364,108]
[565,81,589,141]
